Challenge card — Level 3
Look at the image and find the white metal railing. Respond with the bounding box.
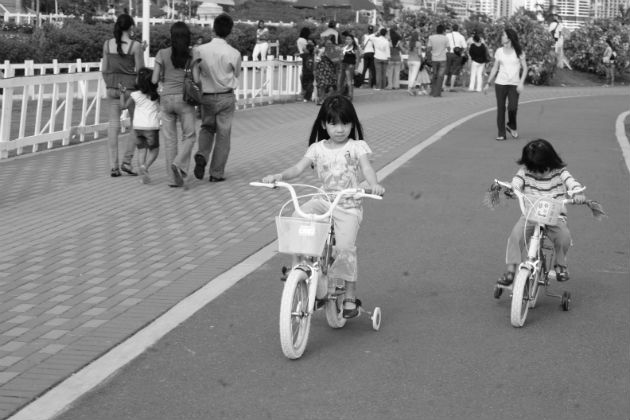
[0,56,301,159]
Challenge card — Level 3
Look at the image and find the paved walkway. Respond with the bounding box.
[0,85,627,419]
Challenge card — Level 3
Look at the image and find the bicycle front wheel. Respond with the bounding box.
[279,269,312,359]
[511,268,531,328]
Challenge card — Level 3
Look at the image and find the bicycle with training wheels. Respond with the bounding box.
[486,180,604,328]
[251,181,383,359]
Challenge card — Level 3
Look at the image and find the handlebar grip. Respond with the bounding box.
[250,181,276,188]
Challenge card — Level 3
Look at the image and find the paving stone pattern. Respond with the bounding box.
[0,86,625,419]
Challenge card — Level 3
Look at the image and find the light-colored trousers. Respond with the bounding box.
[386,60,401,89]
[468,61,485,92]
[106,88,136,171]
[505,216,572,268]
[295,198,363,282]
[252,42,269,61]
[159,94,197,184]
[407,60,421,90]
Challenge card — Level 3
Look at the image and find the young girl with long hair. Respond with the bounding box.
[122,68,160,184]
[484,28,528,141]
[152,21,197,188]
[262,94,385,318]
[498,139,586,286]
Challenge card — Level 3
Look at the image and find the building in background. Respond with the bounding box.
[592,0,627,18]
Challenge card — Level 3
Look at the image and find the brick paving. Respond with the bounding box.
[0,85,627,419]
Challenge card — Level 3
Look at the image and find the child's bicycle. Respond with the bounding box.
[486,180,605,328]
[251,181,383,359]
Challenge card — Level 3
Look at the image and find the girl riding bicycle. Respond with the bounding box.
[498,139,586,286]
[262,94,385,318]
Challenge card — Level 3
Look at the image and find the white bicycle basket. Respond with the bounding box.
[275,216,329,256]
[521,195,563,226]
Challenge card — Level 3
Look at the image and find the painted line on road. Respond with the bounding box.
[8,93,617,420]
[615,111,630,174]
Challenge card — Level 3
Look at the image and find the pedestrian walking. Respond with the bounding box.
[372,28,390,90]
[315,35,340,105]
[252,20,270,61]
[121,68,160,184]
[497,139,587,286]
[101,13,145,177]
[602,36,617,87]
[405,32,422,95]
[484,28,528,141]
[427,24,448,97]
[444,24,467,91]
[300,43,316,102]
[152,21,198,188]
[192,13,241,182]
[296,27,311,55]
[261,94,385,318]
[467,33,489,92]
[386,27,403,89]
[338,32,359,100]
[360,25,376,88]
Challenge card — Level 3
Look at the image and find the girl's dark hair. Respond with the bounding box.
[517,139,565,172]
[308,94,363,145]
[170,22,191,69]
[136,67,159,101]
[114,14,135,56]
[299,27,311,39]
[504,27,522,57]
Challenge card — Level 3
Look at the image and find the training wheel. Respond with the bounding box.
[371,307,382,331]
[493,285,503,299]
[561,291,571,311]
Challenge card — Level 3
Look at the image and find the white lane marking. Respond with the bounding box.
[9,94,626,420]
[615,111,630,174]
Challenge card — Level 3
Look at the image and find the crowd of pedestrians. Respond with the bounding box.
[102,14,508,185]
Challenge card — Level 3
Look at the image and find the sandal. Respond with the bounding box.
[120,162,138,176]
[498,271,515,286]
[496,136,506,141]
[342,297,362,319]
[505,125,519,139]
[555,266,570,282]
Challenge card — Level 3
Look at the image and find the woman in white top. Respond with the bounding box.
[252,20,270,61]
[484,28,527,141]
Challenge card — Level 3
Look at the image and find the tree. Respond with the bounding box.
[617,5,630,25]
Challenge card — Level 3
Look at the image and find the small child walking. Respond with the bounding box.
[416,56,431,95]
[498,139,586,286]
[122,67,160,184]
[262,94,385,318]
[300,43,315,102]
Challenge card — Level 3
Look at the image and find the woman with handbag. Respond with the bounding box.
[152,21,198,188]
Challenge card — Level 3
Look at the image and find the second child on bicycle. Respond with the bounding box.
[498,139,586,286]
[262,94,385,318]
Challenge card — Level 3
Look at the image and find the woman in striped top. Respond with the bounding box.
[498,139,586,286]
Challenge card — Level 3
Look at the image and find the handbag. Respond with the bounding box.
[183,57,203,106]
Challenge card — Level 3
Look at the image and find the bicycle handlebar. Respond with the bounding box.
[494,180,586,205]
[250,181,382,221]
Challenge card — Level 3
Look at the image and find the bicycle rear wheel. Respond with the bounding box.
[279,269,312,359]
[511,268,531,327]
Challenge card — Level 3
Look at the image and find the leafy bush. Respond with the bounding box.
[564,18,630,77]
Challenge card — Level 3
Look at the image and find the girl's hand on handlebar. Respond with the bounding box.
[261,174,282,184]
[572,194,587,204]
[368,183,385,196]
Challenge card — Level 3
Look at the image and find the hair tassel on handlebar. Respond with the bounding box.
[483,182,503,209]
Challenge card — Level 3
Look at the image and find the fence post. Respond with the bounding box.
[0,61,15,157]
[62,67,76,146]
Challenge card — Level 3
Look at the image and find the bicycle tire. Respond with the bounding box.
[511,268,531,327]
[279,269,312,359]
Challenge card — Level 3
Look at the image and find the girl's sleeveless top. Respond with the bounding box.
[103,40,137,90]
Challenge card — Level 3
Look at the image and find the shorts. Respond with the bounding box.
[134,129,159,150]
[446,53,463,76]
